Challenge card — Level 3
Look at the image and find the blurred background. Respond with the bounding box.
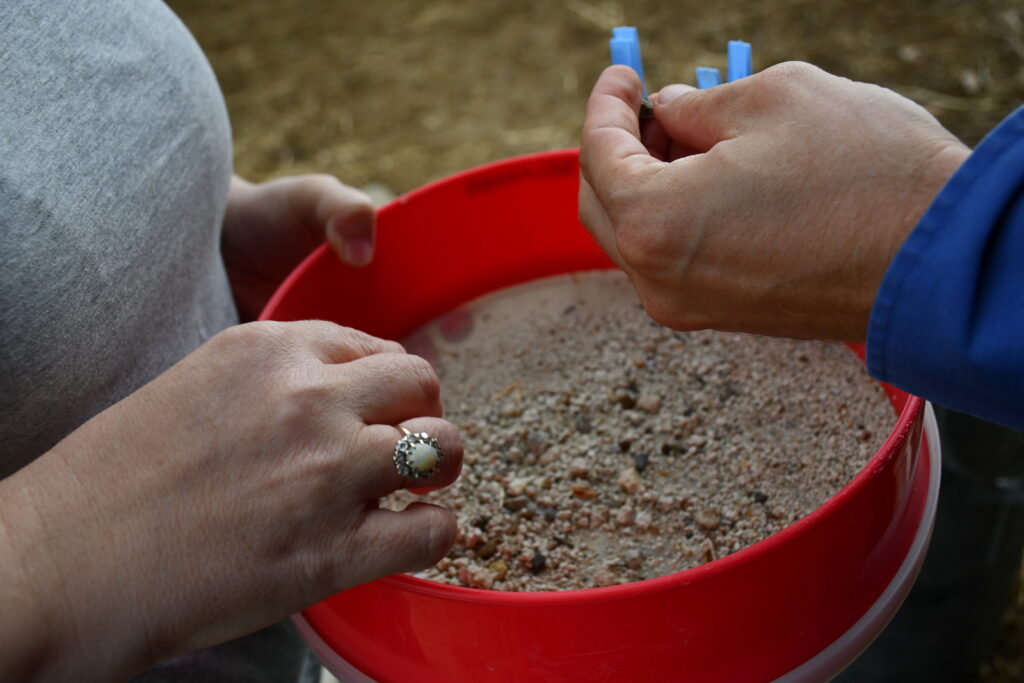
[167,0,1021,679]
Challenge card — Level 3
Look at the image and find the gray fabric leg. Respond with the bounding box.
[130,620,310,683]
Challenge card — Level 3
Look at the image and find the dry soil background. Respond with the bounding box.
[167,1,1022,679]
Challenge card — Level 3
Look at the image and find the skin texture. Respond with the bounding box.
[0,176,463,682]
[579,63,972,341]
[224,174,376,320]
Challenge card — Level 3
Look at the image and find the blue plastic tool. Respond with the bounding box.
[695,40,752,88]
[696,67,722,89]
[727,40,752,81]
[609,26,648,98]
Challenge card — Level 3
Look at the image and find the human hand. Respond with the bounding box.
[0,321,461,681]
[223,175,376,320]
[579,63,970,340]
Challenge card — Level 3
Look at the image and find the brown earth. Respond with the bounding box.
[168,1,1022,680]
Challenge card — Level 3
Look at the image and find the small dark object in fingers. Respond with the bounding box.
[639,97,654,119]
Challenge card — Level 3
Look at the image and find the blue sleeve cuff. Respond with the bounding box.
[866,106,1024,428]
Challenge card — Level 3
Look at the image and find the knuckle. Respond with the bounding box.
[278,375,336,435]
[310,173,373,209]
[293,319,342,339]
[381,339,406,355]
[402,354,441,401]
[297,321,396,357]
[762,60,818,82]
[211,321,287,354]
[351,331,397,357]
[328,323,388,355]
[751,62,819,101]
[307,172,341,189]
[286,378,334,415]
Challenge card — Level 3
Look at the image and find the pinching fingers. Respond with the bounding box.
[580,66,663,200]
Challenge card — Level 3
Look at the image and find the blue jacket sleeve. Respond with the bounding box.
[867,106,1024,429]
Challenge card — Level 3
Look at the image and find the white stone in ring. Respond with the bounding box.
[409,442,439,473]
[393,428,444,480]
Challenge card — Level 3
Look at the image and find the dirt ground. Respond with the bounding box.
[168,0,1022,679]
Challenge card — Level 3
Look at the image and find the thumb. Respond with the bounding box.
[286,174,376,268]
[652,82,743,153]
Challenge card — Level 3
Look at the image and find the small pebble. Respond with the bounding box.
[617,467,642,494]
[656,496,676,513]
[571,484,599,499]
[612,390,637,410]
[506,478,529,497]
[635,510,655,531]
[476,538,500,560]
[538,449,559,466]
[503,496,529,512]
[637,393,662,413]
[632,453,650,472]
[488,559,509,581]
[530,550,547,574]
[382,272,891,591]
[695,509,720,531]
[700,539,716,564]
[526,432,549,457]
[623,549,643,570]
[569,458,589,478]
[593,568,619,587]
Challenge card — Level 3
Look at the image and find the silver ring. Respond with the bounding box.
[393,426,444,480]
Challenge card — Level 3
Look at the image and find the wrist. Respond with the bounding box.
[0,461,81,681]
[0,442,162,682]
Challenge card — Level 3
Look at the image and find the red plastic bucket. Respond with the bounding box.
[260,150,938,682]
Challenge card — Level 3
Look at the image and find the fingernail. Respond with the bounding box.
[328,210,375,267]
[655,84,695,105]
[342,238,374,267]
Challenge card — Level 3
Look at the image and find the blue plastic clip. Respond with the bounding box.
[609,26,648,98]
[695,40,752,88]
[727,40,752,82]
[696,67,722,89]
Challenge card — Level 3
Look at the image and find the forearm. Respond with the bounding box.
[867,106,1024,429]
[0,473,56,681]
[0,454,126,681]
[0,443,163,682]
